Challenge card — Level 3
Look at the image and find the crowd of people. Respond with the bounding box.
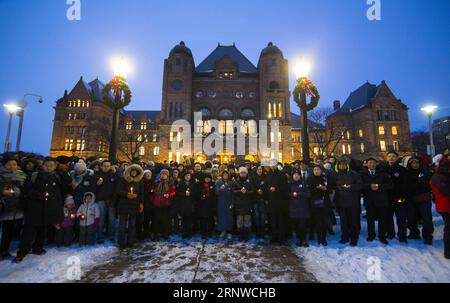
[0,149,449,264]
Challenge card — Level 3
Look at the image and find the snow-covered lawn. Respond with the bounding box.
[294,212,450,283]
[0,242,118,283]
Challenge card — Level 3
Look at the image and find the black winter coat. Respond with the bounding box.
[251,174,267,204]
[117,179,144,216]
[266,168,289,211]
[232,176,254,216]
[288,180,310,219]
[196,182,216,218]
[384,162,408,204]
[360,169,393,208]
[406,163,432,202]
[334,169,363,209]
[307,174,332,209]
[23,171,64,226]
[95,170,118,202]
[176,180,197,217]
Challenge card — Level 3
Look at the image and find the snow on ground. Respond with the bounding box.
[294,212,450,283]
[0,242,118,283]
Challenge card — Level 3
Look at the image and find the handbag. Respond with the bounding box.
[413,192,433,203]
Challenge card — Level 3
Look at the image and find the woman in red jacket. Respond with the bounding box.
[152,169,176,241]
[430,158,450,259]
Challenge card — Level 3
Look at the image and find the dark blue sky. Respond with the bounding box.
[1,0,449,155]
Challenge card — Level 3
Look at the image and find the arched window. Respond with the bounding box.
[378,126,385,135]
[199,107,211,119]
[219,108,233,119]
[241,108,255,119]
[392,126,398,136]
[139,146,145,156]
[269,81,280,90]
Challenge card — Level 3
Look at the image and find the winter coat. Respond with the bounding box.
[360,169,393,208]
[196,181,216,218]
[266,168,289,211]
[215,179,234,231]
[430,159,450,213]
[334,168,363,209]
[383,162,408,204]
[232,176,254,216]
[61,207,77,228]
[95,170,118,202]
[117,164,144,216]
[176,180,197,216]
[288,180,310,219]
[143,178,155,211]
[23,171,64,226]
[152,180,176,208]
[406,159,432,203]
[70,169,99,207]
[77,193,100,227]
[307,174,332,209]
[251,173,267,204]
[0,166,27,221]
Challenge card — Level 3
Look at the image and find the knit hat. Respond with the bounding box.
[74,159,87,171]
[238,166,248,174]
[143,169,152,176]
[433,154,443,166]
[159,169,170,178]
[64,195,75,206]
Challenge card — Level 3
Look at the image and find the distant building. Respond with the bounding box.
[433,116,450,153]
[49,42,413,163]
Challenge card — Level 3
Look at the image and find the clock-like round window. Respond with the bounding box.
[171,79,184,91]
[195,91,204,98]
[208,90,217,98]
[235,91,244,99]
[249,91,256,98]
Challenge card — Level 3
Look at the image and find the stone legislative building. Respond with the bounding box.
[49,42,412,163]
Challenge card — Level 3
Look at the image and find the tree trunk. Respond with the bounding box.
[109,107,120,163]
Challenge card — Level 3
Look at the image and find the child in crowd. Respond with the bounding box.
[55,195,77,247]
[77,192,100,246]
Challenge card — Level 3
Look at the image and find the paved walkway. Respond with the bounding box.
[80,237,317,283]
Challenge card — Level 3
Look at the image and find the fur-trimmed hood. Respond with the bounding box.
[124,164,144,183]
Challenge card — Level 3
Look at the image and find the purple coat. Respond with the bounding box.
[61,208,77,228]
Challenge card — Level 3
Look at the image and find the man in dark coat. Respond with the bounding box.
[266,159,289,244]
[334,158,363,246]
[232,167,254,241]
[383,151,409,242]
[360,158,393,245]
[95,160,118,243]
[15,157,64,263]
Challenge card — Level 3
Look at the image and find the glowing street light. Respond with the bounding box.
[3,103,22,114]
[3,103,22,152]
[112,56,130,79]
[421,104,438,157]
[294,58,311,79]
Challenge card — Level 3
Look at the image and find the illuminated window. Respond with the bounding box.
[278,131,282,143]
[169,132,174,142]
[346,131,350,140]
[378,126,385,135]
[392,126,398,136]
[273,102,277,118]
[268,103,272,118]
[358,129,363,137]
[347,144,352,154]
[140,122,147,130]
[360,143,365,153]
[393,140,399,152]
[314,147,319,155]
[248,120,257,136]
[278,103,283,118]
[125,122,132,130]
[168,152,173,162]
[137,135,143,142]
[342,144,346,155]
[76,139,85,151]
[153,146,160,156]
[291,147,295,157]
[380,140,386,152]
[153,134,157,142]
[86,101,89,108]
[98,141,107,152]
[77,100,81,107]
[64,139,74,151]
[139,146,145,156]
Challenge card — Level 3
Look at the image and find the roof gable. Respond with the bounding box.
[195,44,257,73]
[337,81,379,113]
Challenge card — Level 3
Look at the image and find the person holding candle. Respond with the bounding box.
[77,192,100,246]
[169,169,181,235]
[251,166,268,239]
[360,158,393,245]
[117,164,144,249]
[215,171,234,240]
[0,157,27,259]
[288,169,310,247]
[70,159,99,207]
[334,158,363,246]
[152,169,176,241]
[15,157,64,263]
[232,167,254,241]
[177,171,197,239]
[55,195,77,247]
[141,169,155,240]
[197,173,216,239]
[307,165,332,246]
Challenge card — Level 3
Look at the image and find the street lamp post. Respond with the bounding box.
[15,94,43,151]
[3,104,19,152]
[421,105,438,158]
[103,56,131,163]
[292,58,320,163]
